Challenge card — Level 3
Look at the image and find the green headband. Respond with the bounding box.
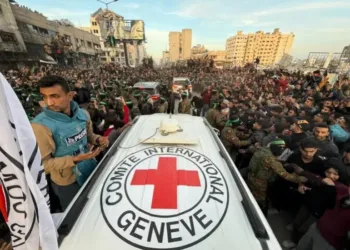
[226,118,240,127]
[270,140,285,146]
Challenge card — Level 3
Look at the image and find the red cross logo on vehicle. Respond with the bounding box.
[131,157,201,209]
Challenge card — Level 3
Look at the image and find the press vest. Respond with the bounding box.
[32,101,96,185]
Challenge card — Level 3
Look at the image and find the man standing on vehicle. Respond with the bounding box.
[31,75,109,211]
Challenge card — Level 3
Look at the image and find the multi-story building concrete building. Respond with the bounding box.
[168,29,192,62]
[191,44,208,58]
[0,0,100,69]
[226,29,294,66]
[80,8,125,65]
[80,8,147,67]
[160,51,170,65]
[12,4,100,63]
[208,50,228,68]
[341,45,350,63]
[0,0,27,69]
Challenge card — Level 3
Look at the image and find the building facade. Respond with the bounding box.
[191,44,208,58]
[208,50,228,68]
[160,51,170,65]
[226,29,294,66]
[82,8,126,65]
[82,8,147,67]
[0,0,27,69]
[169,29,192,62]
[341,45,350,63]
[0,0,100,69]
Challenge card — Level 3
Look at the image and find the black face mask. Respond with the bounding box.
[270,144,285,156]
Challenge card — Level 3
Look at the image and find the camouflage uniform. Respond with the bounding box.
[131,106,141,120]
[247,147,307,212]
[221,126,251,152]
[206,108,227,130]
[156,101,168,113]
[210,93,220,107]
[179,99,191,114]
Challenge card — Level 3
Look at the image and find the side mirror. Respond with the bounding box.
[212,128,220,137]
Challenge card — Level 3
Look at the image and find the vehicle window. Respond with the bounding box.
[155,86,160,94]
[133,87,155,95]
[174,80,190,86]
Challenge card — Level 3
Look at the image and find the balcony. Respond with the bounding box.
[19,30,51,45]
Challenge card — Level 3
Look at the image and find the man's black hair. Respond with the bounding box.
[323,106,334,113]
[37,75,70,93]
[315,123,329,130]
[271,105,283,113]
[319,113,330,124]
[300,139,318,149]
[274,122,287,134]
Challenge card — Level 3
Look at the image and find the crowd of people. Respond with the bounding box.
[2,60,350,250]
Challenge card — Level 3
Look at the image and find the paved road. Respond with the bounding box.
[267,210,294,249]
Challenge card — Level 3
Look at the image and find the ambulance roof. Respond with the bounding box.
[58,114,281,250]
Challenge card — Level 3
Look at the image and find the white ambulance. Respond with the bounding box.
[56,114,281,250]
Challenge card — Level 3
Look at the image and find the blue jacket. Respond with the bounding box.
[32,101,97,186]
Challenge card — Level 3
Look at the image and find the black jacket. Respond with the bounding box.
[74,87,90,105]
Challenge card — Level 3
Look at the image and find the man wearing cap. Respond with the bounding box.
[285,119,310,151]
[31,76,109,211]
[221,116,250,157]
[156,97,168,113]
[206,102,227,130]
[247,139,307,214]
[126,99,141,120]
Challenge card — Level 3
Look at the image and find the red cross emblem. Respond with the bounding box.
[0,185,8,222]
[131,157,201,209]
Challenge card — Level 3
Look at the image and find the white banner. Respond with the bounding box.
[0,73,58,250]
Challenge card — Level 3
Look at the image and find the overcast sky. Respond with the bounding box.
[19,0,350,63]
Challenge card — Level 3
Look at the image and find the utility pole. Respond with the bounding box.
[97,0,118,10]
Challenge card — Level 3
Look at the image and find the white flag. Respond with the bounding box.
[0,73,58,250]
